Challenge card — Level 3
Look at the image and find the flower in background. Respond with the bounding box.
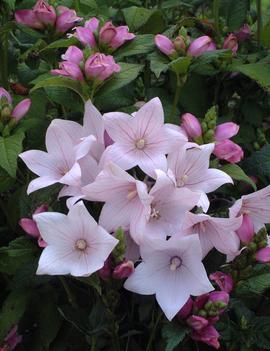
[19,204,48,248]
[234,24,252,42]
[33,0,56,27]
[99,22,135,51]
[35,201,118,276]
[210,272,234,293]
[223,33,238,55]
[187,35,216,56]
[0,87,12,104]
[55,6,82,33]
[11,98,32,121]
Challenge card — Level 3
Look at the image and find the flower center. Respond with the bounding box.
[177,174,188,187]
[170,256,182,271]
[150,205,160,220]
[75,239,87,251]
[135,138,146,150]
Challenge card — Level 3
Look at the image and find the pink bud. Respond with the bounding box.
[33,0,56,26]
[104,130,114,147]
[99,22,117,45]
[61,46,84,65]
[51,61,84,81]
[209,271,234,293]
[33,204,48,215]
[110,26,135,50]
[194,294,209,310]
[214,139,244,163]
[177,297,193,319]
[256,247,270,263]
[75,27,96,47]
[15,9,44,29]
[192,325,220,349]
[113,260,134,279]
[174,36,186,51]
[85,17,99,32]
[223,33,238,55]
[155,34,176,56]
[187,35,216,57]
[235,24,251,42]
[55,7,82,33]
[19,218,40,238]
[181,113,202,139]
[187,315,209,331]
[0,87,12,104]
[2,326,22,351]
[98,257,112,280]
[236,214,254,244]
[85,53,121,81]
[11,98,31,121]
[215,122,239,141]
[208,291,229,305]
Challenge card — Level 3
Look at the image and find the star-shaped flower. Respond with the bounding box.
[124,234,213,320]
[34,201,118,276]
[101,97,187,177]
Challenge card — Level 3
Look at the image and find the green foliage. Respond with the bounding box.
[162,322,190,351]
[221,164,257,190]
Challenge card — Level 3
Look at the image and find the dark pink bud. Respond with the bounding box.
[256,247,270,263]
[61,46,84,65]
[33,204,48,215]
[11,98,31,121]
[209,271,234,293]
[187,315,209,331]
[85,53,120,81]
[177,297,193,319]
[85,17,99,32]
[99,22,117,45]
[181,113,202,139]
[113,260,134,279]
[98,257,112,280]
[192,325,220,349]
[236,214,254,244]
[3,325,22,351]
[0,87,12,104]
[194,294,209,310]
[187,35,216,57]
[209,291,229,305]
[215,122,239,141]
[223,33,238,55]
[155,34,176,56]
[75,27,96,47]
[234,24,251,42]
[55,7,82,33]
[33,0,56,26]
[214,139,244,163]
[15,9,44,29]
[51,61,84,81]
[19,218,40,238]
[110,26,135,49]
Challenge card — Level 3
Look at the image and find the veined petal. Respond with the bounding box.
[27,176,58,194]
[99,144,137,171]
[83,100,104,143]
[104,111,135,143]
[60,162,81,186]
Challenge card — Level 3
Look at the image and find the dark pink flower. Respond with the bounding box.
[177,297,193,319]
[85,53,120,81]
[11,98,31,121]
[192,325,220,349]
[215,122,239,141]
[223,33,238,55]
[15,9,44,29]
[256,247,270,263]
[155,34,176,56]
[214,139,244,163]
[0,326,22,351]
[113,260,134,279]
[235,24,252,42]
[236,214,254,244]
[98,257,112,280]
[181,113,202,139]
[75,26,96,47]
[51,61,84,81]
[187,315,209,331]
[0,87,12,104]
[33,0,56,26]
[61,46,84,65]
[209,271,234,293]
[55,6,82,33]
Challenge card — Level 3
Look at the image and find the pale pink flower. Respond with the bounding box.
[130,170,200,244]
[35,201,118,276]
[75,26,96,47]
[51,61,84,81]
[61,46,84,65]
[85,17,99,32]
[155,34,175,56]
[182,212,241,259]
[167,143,233,211]
[124,234,213,321]
[230,185,270,232]
[82,162,152,233]
[215,122,239,141]
[11,98,31,121]
[187,36,216,56]
[19,123,95,194]
[0,87,12,104]
[236,213,254,243]
[101,97,187,178]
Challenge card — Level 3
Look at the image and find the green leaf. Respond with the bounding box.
[244,144,270,178]
[191,49,232,76]
[148,51,169,78]
[115,35,155,60]
[220,0,249,31]
[169,56,192,75]
[230,63,270,92]
[236,272,270,296]
[220,164,257,191]
[0,236,38,257]
[261,21,270,48]
[2,0,16,9]
[0,167,15,192]
[0,289,29,342]
[30,76,86,101]
[162,322,189,351]
[95,63,143,98]
[40,37,79,52]
[16,23,45,39]
[75,274,101,295]
[0,132,25,178]
[123,7,165,33]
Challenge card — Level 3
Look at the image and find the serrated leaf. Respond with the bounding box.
[236,272,270,295]
[0,289,29,342]
[220,0,249,31]
[162,322,189,351]
[123,7,155,32]
[148,51,169,78]
[0,132,25,178]
[221,164,256,190]
[30,76,86,101]
[40,37,79,52]
[115,35,155,60]
[95,63,143,98]
[230,63,270,92]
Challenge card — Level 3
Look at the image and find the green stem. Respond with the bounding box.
[256,0,262,46]
[145,311,163,351]
[1,33,8,88]
[59,276,78,309]
[213,0,220,37]
[169,73,182,122]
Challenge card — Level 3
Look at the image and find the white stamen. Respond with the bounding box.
[135,138,146,150]
[75,239,87,251]
[150,206,160,219]
[170,256,182,271]
[177,174,188,187]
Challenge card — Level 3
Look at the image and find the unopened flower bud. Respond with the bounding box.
[215,122,239,142]
[174,36,186,52]
[187,36,216,57]
[255,247,270,263]
[181,113,202,139]
[187,315,209,331]
[177,297,193,319]
[223,33,238,55]
[11,98,32,121]
[113,260,134,279]
[155,34,176,56]
[236,214,254,244]
[214,139,244,163]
